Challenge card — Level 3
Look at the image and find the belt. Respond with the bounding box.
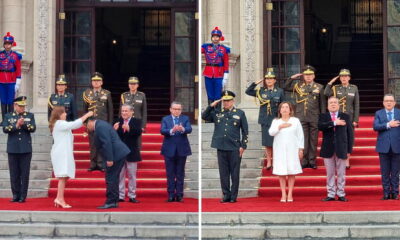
[0,70,12,72]
[206,63,223,67]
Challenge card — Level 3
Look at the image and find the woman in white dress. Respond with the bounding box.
[269,102,304,202]
[49,106,93,208]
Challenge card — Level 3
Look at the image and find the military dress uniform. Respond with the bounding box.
[83,73,113,170]
[120,77,147,129]
[48,76,77,121]
[245,70,285,147]
[0,32,22,120]
[285,66,326,168]
[202,27,230,103]
[324,69,360,124]
[2,96,36,202]
[202,91,249,202]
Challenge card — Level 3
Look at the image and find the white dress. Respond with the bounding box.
[269,117,304,176]
[50,119,83,178]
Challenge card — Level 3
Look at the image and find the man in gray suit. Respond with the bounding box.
[86,119,130,209]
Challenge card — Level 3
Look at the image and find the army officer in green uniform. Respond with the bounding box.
[3,96,36,203]
[245,69,284,170]
[285,65,326,169]
[120,76,147,132]
[83,72,114,171]
[202,90,249,203]
[48,75,77,121]
[324,68,359,168]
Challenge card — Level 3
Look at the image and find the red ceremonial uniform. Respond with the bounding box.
[0,50,21,83]
[201,43,230,78]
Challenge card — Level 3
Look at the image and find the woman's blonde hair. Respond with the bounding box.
[277,101,294,118]
[49,106,66,133]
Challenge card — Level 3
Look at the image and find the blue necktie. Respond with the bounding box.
[388,112,393,121]
[174,117,179,125]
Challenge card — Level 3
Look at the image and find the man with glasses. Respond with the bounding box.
[373,94,400,200]
[160,101,192,202]
[202,90,249,203]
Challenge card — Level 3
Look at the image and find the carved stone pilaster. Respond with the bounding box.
[243,0,256,86]
[37,0,49,98]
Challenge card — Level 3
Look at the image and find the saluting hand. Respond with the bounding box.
[329,76,340,85]
[210,99,222,107]
[290,73,303,79]
[255,79,264,85]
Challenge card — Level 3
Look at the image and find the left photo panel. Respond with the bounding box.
[0,0,199,239]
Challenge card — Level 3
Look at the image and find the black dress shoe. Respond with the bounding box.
[129,198,140,203]
[338,196,348,202]
[10,197,19,202]
[321,197,335,201]
[118,199,125,202]
[301,163,309,169]
[87,167,97,172]
[391,194,399,200]
[310,164,317,169]
[381,195,390,200]
[18,198,26,203]
[229,199,237,203]
[97,203,118,209]
[167,197,175,202]
[175,196,183,202]
[99,168,105,172]
[220,197,230,203]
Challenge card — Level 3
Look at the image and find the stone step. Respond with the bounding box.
[0,189,48,198]
[202,169,261,179]
[0,211,198,239]
[0,160,52,170]
[0,170,51,180]
[202,178,259,189]
[0,179,49,189]
[202,159,262,169]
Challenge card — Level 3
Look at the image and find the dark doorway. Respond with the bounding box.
[304,0,383,114]
[95,8,171,121]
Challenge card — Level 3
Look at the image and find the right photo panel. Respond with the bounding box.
[201,0,400,239]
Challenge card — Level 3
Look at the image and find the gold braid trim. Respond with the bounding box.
[332,85,337,98]
[339,96,347,112]
[256,88,272,115]
[48,96,54,109]
[121,94,125,104]
[294,82,308,116]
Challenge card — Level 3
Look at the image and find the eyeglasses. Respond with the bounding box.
[171,108,182,110]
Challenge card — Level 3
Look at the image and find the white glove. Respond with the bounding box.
[15,78,21,92]
[222,73,229,87]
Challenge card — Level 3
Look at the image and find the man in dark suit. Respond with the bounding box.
[114,104,142,203]
[3,96,36,203]
[86,119,130,209]
[160,101,192,202]
[373,94,400,200]
[318,96,353,202]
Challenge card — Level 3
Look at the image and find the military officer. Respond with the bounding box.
[245,68,284,170]
[285,65,326,169]
[83,72,113,171]
[324,68,359,169]
[120,76,147,131]
[202,27,230,104]
[3,96,36,203]
[48,75,77,121]
[0,32,22,121]
[202,90,249,203]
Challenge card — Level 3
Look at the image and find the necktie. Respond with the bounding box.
[174,117,179,125]
[331,112,336,121]
[123,119,128,133]
[388,112,393,121]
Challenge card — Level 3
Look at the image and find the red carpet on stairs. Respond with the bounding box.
[203,116,400,212]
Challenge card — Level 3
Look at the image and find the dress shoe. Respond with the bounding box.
[321,197,335,201]
[338,196,348,202]
[18,198,26,203]
[391,194,399,200]
[220,197,230,203]
[229,199,237,203]
[118,199,125,202]
[10,197,19,202]
[97,203,118,209]
[167,197,175,202]
[54,199,71,208]
[301,163,309,169]
[87,167,97,172]
[129,198,140,203]
[310,164,317,169]
[175,196,183,202]
[381,195,390,200]
[99,168,105,172]
[346,165,351,170]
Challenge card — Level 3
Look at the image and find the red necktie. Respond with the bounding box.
[124,119,128,133]
[331,112,336,121]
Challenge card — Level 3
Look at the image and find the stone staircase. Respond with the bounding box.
[0,211,198,239]
[202,211,400,239]
[0,126,52,198]
[201,122,262,198]
[184,125,199,198]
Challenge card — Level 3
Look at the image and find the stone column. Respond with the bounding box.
[32,0,56,125]
[238,0,264,122]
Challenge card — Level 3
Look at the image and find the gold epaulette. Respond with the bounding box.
[83,91,96,104]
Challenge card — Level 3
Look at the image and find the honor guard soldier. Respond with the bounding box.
[0,32,22,121]
[202,27,230,104]
[202,90,249,203]
[245,68,285,170]
[3,96,36,203]
[324,69,359,169]
[120,76,147,131]
[285,65,326,169]
[48,75,77,121]
[83,72,113,172]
